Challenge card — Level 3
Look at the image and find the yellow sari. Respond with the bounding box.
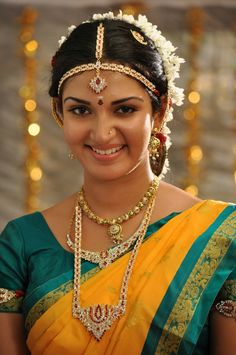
[26,200,236,354]
[0,200,235,354]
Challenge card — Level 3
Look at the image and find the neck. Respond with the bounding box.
[82,167,156,218]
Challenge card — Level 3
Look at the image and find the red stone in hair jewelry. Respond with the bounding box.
[51,55,56,67]
[155,132,167,144]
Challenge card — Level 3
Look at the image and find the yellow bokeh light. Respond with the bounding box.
[25,40,38,52]
[190,145,203,162]
[185,184,198,196]
[19,85,31,98]
[25,99,37,112]
[28,123,40,136]
[30,167,42,181]
[20,31,32,43]
[184,108,196,121]
[188,91,201,104]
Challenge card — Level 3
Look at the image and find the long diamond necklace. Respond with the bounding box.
[72,189,157,341]
[67,216,146,269]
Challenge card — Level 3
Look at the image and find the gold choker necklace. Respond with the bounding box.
[78,176,159,244]
[72,192,156,340]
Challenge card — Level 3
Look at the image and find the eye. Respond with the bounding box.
[68,105,90,116]
[115,105,137,115]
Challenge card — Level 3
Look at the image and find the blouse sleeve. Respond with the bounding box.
[218,269,236,301]
[212,269,236,320]
[0,221,27,313]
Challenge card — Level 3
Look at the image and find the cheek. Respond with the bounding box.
[63,122,82,145]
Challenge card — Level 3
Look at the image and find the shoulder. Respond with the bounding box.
[159,181,201,210]
[152,181,201,220]
[152,181,235,222]
[1,212,41,242]
[41,192,77,224]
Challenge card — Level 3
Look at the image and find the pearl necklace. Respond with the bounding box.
[72,193,156,341]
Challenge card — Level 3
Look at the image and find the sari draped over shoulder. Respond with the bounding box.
[0,200,235,354]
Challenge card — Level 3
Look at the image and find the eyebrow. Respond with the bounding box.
[63,97,90,104]
[63,96,144,105]
[111,97,144,105]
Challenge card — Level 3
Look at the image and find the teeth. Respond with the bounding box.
[92,146,123,155]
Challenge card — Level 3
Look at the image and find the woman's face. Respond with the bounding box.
[61,70,160,182]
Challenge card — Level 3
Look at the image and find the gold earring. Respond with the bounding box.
[149,128,160,162]
[68,152,75,160]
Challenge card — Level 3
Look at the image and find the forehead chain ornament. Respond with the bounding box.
[89,23,107,94]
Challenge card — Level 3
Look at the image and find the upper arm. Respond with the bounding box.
[210,269,236,355]
[0,222,28,354]
[210,310,236,355]
[0,313,30,355]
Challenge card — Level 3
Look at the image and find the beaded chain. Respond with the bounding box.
[78,176,159,244]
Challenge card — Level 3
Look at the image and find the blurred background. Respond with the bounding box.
[0,0,236,230]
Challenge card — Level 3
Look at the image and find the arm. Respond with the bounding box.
[210,308,236,355]
[0,313,30,355]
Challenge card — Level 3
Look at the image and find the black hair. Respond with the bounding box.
[49,19,167,108]
[49,19,168,175]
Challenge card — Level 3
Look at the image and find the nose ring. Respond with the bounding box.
[108,129,113,135]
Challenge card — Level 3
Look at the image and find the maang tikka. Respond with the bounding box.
[89,23,107,94]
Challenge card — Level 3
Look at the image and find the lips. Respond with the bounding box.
[91,146,124,155]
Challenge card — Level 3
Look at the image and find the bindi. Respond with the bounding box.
[97,96,104,105]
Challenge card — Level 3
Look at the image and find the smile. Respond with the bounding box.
[91,146,124,155]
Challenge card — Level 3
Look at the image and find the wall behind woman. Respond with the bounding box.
[0,2,236,229]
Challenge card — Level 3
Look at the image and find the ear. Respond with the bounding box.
[51,97,64,127]
[152,95,171,130]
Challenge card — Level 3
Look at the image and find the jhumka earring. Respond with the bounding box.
[68,152,75,160]
[149,128,161,160]
[149,128,167,175]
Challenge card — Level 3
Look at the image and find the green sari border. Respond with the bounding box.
[142,204,236,355]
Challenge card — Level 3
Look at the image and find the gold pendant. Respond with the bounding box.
[75,304,124,341]
[107,223,123,244]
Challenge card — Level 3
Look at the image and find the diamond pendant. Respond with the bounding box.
[74,304,124,341]
[107,223,123,244]
[89,74,107,93]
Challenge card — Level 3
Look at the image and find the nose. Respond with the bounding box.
[90,114,114,143]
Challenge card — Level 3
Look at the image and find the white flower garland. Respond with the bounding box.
[57,11,186,177]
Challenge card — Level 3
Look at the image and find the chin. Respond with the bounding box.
[83,161,145,183]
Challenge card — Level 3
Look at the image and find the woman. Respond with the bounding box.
[0,11,235,355]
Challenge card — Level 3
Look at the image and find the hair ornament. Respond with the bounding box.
[58,25,76,48]
[130,30,147,45]
[91,10,185,108]
[88,23,107,94]
[51,55,56,67]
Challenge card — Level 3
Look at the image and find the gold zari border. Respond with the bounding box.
[25,266,99,332]
[156,211,236,354]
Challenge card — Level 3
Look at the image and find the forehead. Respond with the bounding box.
[61,70,150,101]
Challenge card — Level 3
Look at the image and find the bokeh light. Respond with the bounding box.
[25,99,37,112]
[188,91,201,104]
[28,123,40,136]
[30,167,42,181]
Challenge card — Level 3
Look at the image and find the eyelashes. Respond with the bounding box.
[67,105,138,117]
